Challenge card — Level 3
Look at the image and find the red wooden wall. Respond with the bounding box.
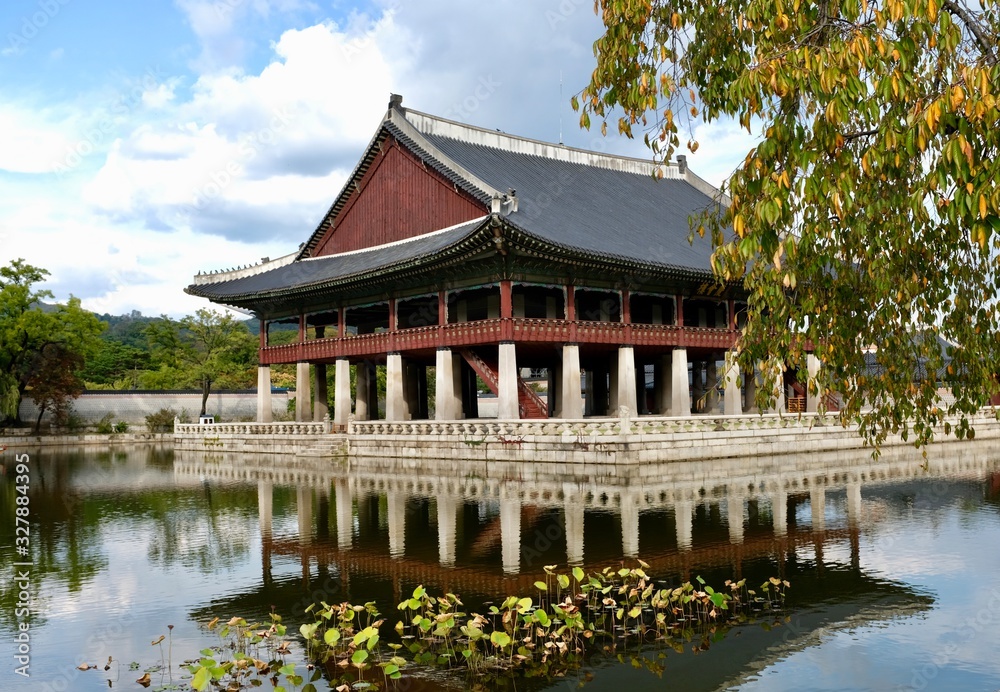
[312,139,486,257]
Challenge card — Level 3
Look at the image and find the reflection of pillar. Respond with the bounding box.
[561,344,584,418]
[295,362,312,422]
[258,481,273,535]
[671,348,690,415]
[297,487,313,545]
[387,491,406,558]
[435,348,463,420]
[258,480,273,584]
[616,346,638,417]
[727,493,744,544]
[564,490,585,565]
[724,355,743,415]
[674,499,693,551]
[807,353,822,413]
[436,494,458,566]
[334,359,351,425]
[846,481,862,526]
[771,484,788,537]
[810,486,826,531]
[500,494,521,574]
[335,479,353,550]
[314,363,329,422]
[621,493,640,557]
[256,366,273,423]
[385,354,405,421]
[498,342,520,419]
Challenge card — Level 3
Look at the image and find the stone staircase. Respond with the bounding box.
[457,348,548,419]
[297,435,349,457]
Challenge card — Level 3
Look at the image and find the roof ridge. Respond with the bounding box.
[401,107,685,179]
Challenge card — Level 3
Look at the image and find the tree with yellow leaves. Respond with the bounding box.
[579,0,1000,448]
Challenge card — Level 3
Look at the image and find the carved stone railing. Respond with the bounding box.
[175,421,327,435]
[347,412,843,438]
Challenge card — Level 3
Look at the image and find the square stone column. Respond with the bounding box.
[295,362,311,422]
[435,348,463,420]
[355,362,371,421]
[334,358,351,425]
[616,345,638,417]
[256,366,273,423]
[385,353,406,421]
[724,353,743,415]
[654,353,672,414]
[705,360,720,413]
[692,361,705,412]
[744,366,759,413]
[497,342,520,419]
[807,353,822,413]
[561,343,584,418]
[763,359,786,413]
[313,363,328,421]
[671,347,690,415]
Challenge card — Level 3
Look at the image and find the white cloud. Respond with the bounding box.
[0,104,76,174]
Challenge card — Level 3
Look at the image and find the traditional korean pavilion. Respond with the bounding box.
[187,95,772,425]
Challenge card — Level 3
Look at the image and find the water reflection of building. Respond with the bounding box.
[174,443,1000,596]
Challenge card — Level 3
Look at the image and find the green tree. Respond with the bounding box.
[0,260,104,424]
[579,0,1000,447]
[145,309,257,416]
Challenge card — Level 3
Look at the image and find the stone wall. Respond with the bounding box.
[18,390,291,426]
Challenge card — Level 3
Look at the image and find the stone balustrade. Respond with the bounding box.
[175,421,326,435]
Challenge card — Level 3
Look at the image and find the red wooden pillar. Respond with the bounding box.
[566,284,577,342]
[676,295,684,327]
[438,290,447,346]
[298,314,306,342]
[728,299,736,331]
[621,288,632,344]
[500,280,513,341]
[388,298,397,331]
[338,308,346,338]
[259,319,267,348]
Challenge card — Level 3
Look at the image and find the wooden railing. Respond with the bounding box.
[259,318,738,364]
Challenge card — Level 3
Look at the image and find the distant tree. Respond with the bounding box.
[80,340,151,388]
[145,309,257,416]
[27,344,85,432]
[0,260,104,424]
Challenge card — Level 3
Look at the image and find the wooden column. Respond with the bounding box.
[338,308,345,338]
[438,290,447,346]
[259,319,267,348]
[566,284,577,342]
[500,280,513,341]
[675,296,684,327]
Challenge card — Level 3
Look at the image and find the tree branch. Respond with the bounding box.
[941,0,997,63]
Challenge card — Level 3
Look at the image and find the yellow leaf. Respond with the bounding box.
[927,0,938,23]
[980,195,988,220]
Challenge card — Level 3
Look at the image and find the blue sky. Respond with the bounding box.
[0,0,750,317]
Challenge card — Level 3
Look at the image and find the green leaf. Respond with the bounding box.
[351,649,369,666]
[191,667,211,692]
[490,631,511,648]
[324,628,341,646]
[534,581,548,591]
[572,566,585,583]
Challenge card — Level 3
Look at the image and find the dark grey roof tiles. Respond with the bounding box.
[423,133,721,271]
[188,219,486,300]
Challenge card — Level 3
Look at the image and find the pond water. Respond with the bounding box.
[2,442,1000,691]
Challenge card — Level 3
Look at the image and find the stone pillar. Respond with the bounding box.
[727,493,744,544]
[435,348,463,420]
[582,370,594,416]
[334,358,351,426]
[807,353,822,413]
[675,499,693,551]
[497,342,520,419]
[387,490,406,558]
[744,366,759,413]
[671,348,690,415]
[609,355,619,411]
[561,344,584,418]
[295,362,311,422]
[771,483,788,537]
[846,480,862,526]
[500,493,521,574]
[724,354,743,415]
[355,363,371,421]
[621,492,640,557]
[385,353,405,421]
[616,345,638,417]
[548,367,560,417]
[436,494,458,566]
[692,361,705,412]
[334,478,353,550]
[564,488,585,565]
[593,365,609,415]
[654,353,672,414]
[764,360,786,413]
[258,480,273,536]
[256,366,273,423]
[810,486,826,531]
[314,363,329,422]
[705,360,720,413]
